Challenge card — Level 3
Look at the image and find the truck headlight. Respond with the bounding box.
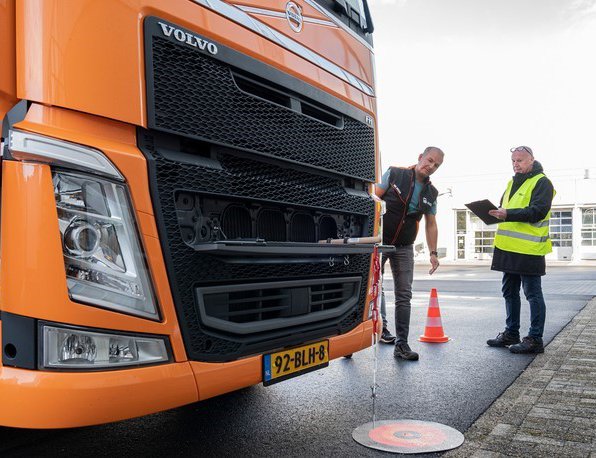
[41,324,170,369]
[53,171,159,320]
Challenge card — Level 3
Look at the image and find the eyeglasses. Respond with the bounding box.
[510,146,533,157]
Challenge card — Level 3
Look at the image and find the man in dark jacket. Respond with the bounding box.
[375,147,444,360]
[487,146,555,354]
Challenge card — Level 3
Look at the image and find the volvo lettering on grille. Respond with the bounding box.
[158,21,218,55]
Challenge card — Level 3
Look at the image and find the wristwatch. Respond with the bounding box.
[430,251,438,256]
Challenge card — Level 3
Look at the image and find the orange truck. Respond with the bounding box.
[0,0,382,428]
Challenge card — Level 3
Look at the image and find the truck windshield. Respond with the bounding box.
[313,0,374,38]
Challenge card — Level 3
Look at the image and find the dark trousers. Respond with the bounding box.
[380,245,414,343]
[501,272,546,339]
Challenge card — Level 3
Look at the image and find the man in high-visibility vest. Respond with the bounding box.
[487,146,555,354]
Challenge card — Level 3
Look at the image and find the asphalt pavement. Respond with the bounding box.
[1,264,594,457]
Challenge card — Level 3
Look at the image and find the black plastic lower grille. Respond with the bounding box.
[139,130,374,362]
[196,277,361,335]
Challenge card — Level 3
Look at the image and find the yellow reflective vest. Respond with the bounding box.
[493,173,554,256]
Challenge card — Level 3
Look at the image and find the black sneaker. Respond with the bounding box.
[380,328,396,344]
[486,331,521,347]
[394,342,419,361]
[509,336,544,354]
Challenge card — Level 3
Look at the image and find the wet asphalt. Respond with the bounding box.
[1,265,594,457]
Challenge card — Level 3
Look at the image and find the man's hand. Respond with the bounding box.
[488,207,507,220]
[429,253,439,275]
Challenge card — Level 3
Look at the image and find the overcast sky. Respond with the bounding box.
[368,0,596,185]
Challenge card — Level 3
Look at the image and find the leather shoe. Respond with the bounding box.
[509,336,544,354]
[394,342,419,361]
[487,331,521,347]
[380,327,396,344]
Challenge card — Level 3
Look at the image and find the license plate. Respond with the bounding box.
[263,340,329,386]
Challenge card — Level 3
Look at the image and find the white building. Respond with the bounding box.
[421,168,596,263]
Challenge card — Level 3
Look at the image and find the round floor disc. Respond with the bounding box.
[352,419,464,454]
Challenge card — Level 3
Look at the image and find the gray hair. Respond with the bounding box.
[510,146,533,157]
[422,146,445,157]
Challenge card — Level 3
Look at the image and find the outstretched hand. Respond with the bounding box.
[429,255,439,275]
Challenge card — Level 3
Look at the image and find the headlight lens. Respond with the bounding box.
[53,171,158,319]
[42,324,170,369]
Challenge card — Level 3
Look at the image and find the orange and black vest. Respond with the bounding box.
[381,167,438,246]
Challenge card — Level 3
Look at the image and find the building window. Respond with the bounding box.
[456,210,466,233]
[581,208,596,246]
[550,209,572,247]
[456,210,467,259]
[471,215,495,254]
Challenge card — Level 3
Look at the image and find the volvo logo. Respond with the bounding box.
[158,22,218,55]
[285,2,303,33]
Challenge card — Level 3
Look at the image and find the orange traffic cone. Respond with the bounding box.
[418,288,449,343]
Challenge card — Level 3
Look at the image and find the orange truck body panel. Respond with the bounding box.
[0,0,379,428]
[0,0,17,116]
[14,0,375,126]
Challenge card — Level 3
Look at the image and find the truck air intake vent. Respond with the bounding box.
[319,216,339,240]
[232,72,344,128]
[196,277,361,335]
[175,191,365,245]
[221,206,252,239]
[290,213,316,243]
[147,30,375,181]
[257,209,287,242]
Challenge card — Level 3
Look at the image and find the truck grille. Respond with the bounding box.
[139,130,374,362]
[147,24,375,181]
[142,18,376,362]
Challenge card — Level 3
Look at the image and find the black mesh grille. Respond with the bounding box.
[149,36,375,181]
[139,131,374,362]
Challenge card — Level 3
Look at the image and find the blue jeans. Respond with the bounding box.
[380,245,414,343]
[501,273,546,339]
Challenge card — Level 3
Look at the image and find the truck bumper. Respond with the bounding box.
[0,362,198,428]
[0,321,373,428]
[191,321,374,400]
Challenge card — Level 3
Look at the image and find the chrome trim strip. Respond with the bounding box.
[235,5,285,19]
[191,0,374,96]
[236,5,337,27]
[8,130,124,180]
[302,0,373,51]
